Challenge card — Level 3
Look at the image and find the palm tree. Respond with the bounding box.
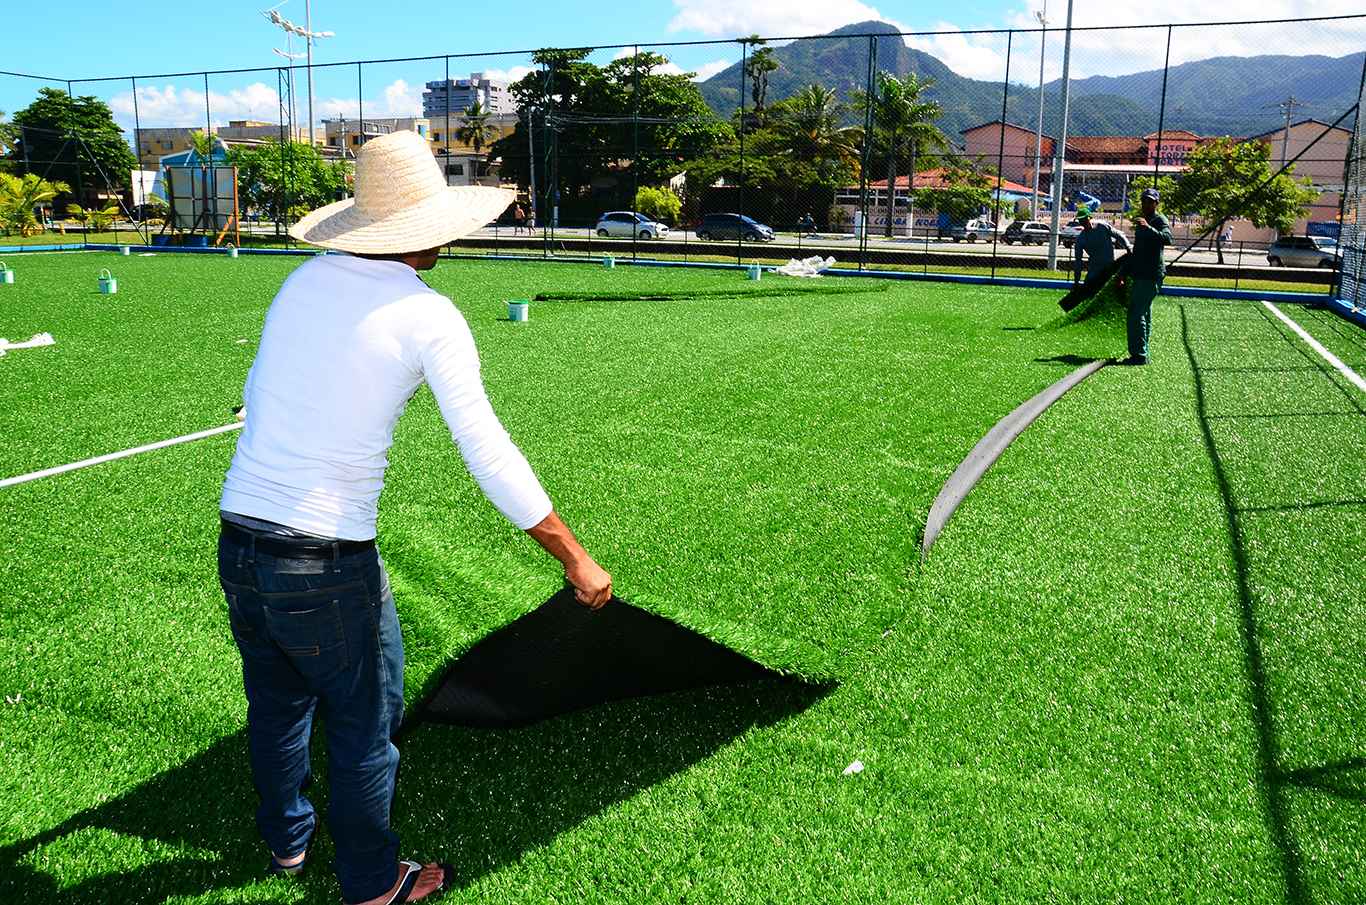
[0,172,71,236]
[188,130,218,163]
[772,85,863,182]
[455,101,498,184]
[854,72,948,237]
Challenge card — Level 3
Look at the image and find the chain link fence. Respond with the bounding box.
[3,15,1365,294]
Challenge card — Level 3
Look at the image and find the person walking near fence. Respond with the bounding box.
[1072,205,1130,286]
[512,201,527,234]
[1216,223,1233,265]
[1123,187,1173,366]
[218,130,612,905]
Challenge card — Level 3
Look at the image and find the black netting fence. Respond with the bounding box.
[3,15,1365,294]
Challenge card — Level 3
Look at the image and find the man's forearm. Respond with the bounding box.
[525,509,589,568]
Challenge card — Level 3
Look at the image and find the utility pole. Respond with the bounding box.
[1267,96,1303,168]
[526,105,538,224]
[1031,4,1048,219]
[1046,0,1074,270]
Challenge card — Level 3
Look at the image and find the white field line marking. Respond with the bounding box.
[1262,301,1366,394]
[0,422,242,490]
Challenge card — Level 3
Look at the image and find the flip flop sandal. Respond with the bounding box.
[372,860,456,904]
[267,830,314,877]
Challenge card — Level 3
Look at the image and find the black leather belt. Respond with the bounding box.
[220,520,376,560]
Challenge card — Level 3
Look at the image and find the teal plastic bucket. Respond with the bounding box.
[98,269,118,294]
[603,255,615,269]
[746,264,762,281]
[507,300,530,322]
[118,245,131,256]
[227,246,239,258]
[0,263,13,285]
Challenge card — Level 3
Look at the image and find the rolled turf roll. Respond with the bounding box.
[1058,252,1130,313]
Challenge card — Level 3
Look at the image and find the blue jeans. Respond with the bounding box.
[218,522,405,903]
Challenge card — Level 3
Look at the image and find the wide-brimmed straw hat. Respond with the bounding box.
[289,130,513,253]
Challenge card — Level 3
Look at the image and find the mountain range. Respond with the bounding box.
[696,21,1362,142]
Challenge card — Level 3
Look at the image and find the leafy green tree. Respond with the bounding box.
[490,49,729,222]
[634,185,682,224]
[854,72,948,237]
[8,89,137,202]
[227,140,351,221]
[0,111,18,168]
[914,167,993,225]
[1141,137,1319,261]
[0,172,71,235]
[742,37,779,126]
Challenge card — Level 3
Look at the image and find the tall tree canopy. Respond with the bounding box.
[489,48,730,222]
[227,140,351,221]
[8,89,137,201]
[854,72,948,236]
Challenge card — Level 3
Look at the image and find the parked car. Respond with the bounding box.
[1001,220,1052,245]
[1060,218,1129,249]
[696,213,775,241]
[1266,235,1337,268]
[941,218,998,242]
[594,211,670,240]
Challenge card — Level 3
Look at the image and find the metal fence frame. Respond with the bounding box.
[3,13,1365,293]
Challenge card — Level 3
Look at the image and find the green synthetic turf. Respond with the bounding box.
[1,253,1361,903]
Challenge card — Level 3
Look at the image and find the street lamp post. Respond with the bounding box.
[1031,4,1048,219]
[263,2,334,147]
[1046,0,1075,270]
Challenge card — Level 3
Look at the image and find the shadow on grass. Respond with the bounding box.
[1033,354,1104,367]
[1180,304,1364,905]
[0,680,828,903]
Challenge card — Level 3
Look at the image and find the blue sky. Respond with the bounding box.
[3,0,1359,131]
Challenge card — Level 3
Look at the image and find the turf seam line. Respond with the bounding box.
[920,359,1109,557]
[0,423,242,489]
[1261,300,1366,394]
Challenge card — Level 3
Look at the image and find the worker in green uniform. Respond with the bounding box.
[1125,187,1173,365]
[1072,204,1130,286]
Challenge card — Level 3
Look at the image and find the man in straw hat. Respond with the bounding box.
[1071,203,1129,287]
[218,129,611,904]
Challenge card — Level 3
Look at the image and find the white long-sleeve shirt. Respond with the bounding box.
[221,254,552,540]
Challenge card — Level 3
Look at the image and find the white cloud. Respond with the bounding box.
[611,47,733,81]
[690,59,733,81]
[906,26,1009,81]
[479,66,533,85]
[111,78,434,129]
[108,82,283,129]
[1005,0,1366,79]
[667,0,889,38]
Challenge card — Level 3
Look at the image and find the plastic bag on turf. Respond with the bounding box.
[775,256,836,278]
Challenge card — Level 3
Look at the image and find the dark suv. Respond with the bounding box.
[1002,220,1052,245]
[696,213,775,241]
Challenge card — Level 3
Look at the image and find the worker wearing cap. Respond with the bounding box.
[1072,204,1130,286]
[1125,187,1173,365]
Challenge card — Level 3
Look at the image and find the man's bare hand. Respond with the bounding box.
[566,555,612,609]
[1134,216,1149,229]
[525,510,612,610]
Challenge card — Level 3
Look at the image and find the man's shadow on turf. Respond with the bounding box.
[0,678,827,903]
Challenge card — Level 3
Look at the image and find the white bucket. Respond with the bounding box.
[227,246,239,258]
[507,300,530,322]
[603,255,615,269]
[98,269,118,294]
[0,263,13,285]
[746,264,762,281]
[118,245,131,256]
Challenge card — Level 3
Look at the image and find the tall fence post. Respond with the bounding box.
[1153,25,1173,182]
[991,31,1014,281]
[737,38,748,265]
[631,45,641,263]
[857,34,877,271]
[277,67,287,243]
[357,62,365,152]
[65,80,86,247]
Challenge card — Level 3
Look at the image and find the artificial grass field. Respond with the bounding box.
[0,252,1361,903]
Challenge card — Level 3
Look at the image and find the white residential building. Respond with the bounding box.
[423,73,516,117]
